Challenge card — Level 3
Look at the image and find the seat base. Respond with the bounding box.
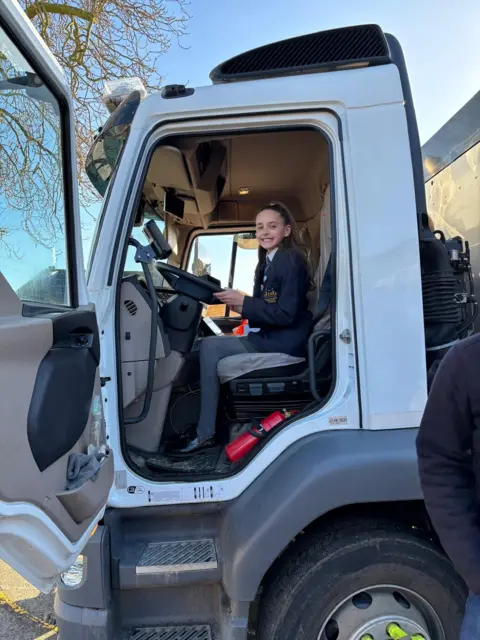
[225,365,320,422]
[238,361,308,379]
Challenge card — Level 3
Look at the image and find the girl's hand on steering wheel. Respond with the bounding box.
[214,289,245,312]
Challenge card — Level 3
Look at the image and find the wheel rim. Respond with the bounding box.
[317,585,445,640]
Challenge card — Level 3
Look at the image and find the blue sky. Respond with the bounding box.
[161,0,479,145]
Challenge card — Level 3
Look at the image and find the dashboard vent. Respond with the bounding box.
[210,24,390,84]
[124,299,138,316]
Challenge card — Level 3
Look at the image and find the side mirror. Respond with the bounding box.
[143,220,172,260]
[191,239,212,277]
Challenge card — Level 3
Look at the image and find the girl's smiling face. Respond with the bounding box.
[255,208,292,252]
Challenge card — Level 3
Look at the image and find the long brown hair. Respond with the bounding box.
[256,201,309,265]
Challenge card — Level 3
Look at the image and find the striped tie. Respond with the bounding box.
[263,256,272,283]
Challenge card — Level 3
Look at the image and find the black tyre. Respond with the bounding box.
[257,519,467,640]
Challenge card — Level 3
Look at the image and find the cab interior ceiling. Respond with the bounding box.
[139,128,330,257]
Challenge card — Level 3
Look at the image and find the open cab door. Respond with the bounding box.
[0,0,113,592]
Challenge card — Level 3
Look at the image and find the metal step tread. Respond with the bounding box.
[136,539,218,575]
[130,626,212,640]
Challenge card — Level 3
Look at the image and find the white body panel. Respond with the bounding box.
[345,104,427,429]
[1,0,427,567]
[89,64,427,509]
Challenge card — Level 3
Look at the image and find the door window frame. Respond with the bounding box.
[0,11,79,309]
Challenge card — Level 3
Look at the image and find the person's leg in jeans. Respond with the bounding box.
[461,593,480,640]
[181,336,255,451]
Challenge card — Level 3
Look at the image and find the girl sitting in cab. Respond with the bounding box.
[180,202,313,453]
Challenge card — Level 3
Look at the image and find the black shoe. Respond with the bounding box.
[179,436,216,454]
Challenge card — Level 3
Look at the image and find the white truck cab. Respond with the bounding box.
[0,1,476,638]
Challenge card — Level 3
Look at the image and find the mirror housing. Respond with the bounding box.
[143,220,172,260]
[234,232,258,250]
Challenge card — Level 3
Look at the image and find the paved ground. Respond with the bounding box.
[0,560,57,640]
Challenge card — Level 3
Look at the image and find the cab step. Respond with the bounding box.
[129,626,212,640]
[119,538,221,588]
[137,539,217,574]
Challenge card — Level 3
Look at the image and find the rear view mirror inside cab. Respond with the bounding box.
[235,232,258,251]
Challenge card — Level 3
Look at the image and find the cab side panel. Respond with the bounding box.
[220,427,421,601]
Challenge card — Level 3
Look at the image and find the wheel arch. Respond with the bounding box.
[220,427,424,602]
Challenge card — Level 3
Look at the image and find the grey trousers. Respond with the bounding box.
[197,336,256,441]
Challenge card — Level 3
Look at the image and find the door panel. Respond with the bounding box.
[0,0,112,591]
[0,275,112,543]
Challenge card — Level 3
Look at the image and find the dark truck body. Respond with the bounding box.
[423,90,480,325]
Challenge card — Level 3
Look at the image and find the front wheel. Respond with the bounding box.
[257,519,467,640]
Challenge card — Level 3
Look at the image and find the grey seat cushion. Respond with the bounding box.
[217,352,305,384]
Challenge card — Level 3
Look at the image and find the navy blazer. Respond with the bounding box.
[242,248,313,357]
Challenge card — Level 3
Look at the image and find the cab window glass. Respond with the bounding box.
[0,27,71,306]
[188,232,258,317]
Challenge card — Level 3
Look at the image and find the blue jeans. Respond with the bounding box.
[461,593,480,639]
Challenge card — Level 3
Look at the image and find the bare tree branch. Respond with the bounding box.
[20,0,190,205]
[25,3,94,22]
[0,1,189,263]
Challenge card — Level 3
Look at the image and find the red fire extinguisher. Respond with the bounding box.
[225,409,297,463]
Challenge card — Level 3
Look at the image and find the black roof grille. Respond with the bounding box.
[210,25,391,84]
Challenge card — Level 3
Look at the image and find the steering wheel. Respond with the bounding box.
[155,262,223,304]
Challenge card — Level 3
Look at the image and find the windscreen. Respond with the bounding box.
[85,90,141,196]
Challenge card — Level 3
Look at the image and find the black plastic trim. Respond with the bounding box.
[385,33,427,230]
[56,526,112,609]
[161,84,195,99]
[22,302,73,318]
[210,24,391,84]
[27,310,100,472]
[308,330,331,403]
[86,155,125,282]
[52,310,101,365]
[0,10,79,308]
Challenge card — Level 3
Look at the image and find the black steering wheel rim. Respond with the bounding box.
[154,262,223,294]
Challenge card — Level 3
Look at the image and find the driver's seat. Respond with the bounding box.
[219,188,332,419]
[219,256,332,420]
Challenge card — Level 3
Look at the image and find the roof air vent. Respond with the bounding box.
[210,24,390,84]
